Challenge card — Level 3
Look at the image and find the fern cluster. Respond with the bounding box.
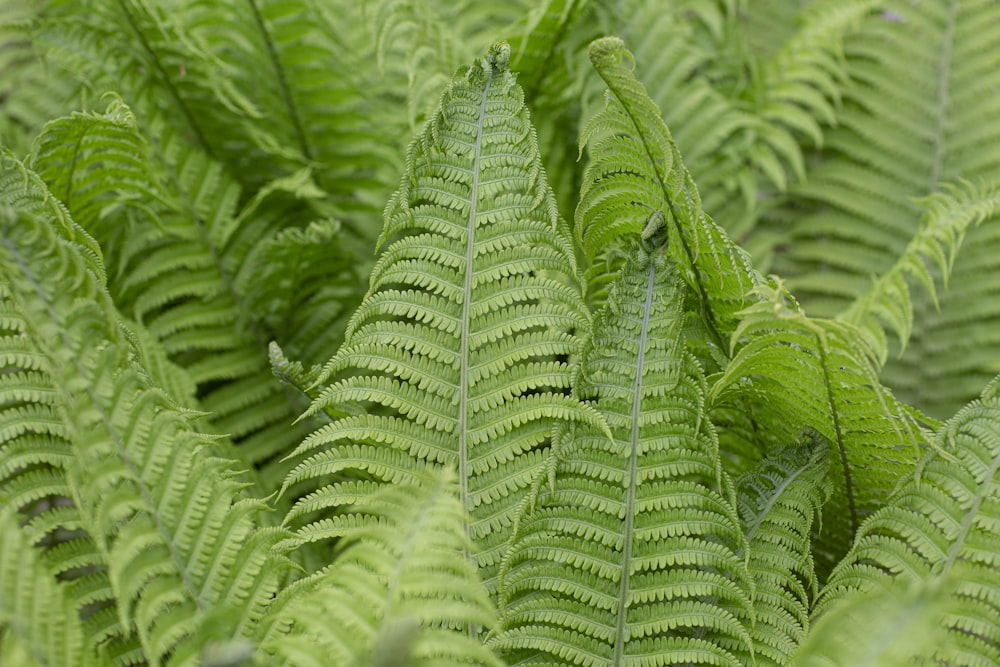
[2,1,1000,666]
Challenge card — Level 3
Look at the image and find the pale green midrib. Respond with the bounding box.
[929,0,956,189]
[612,261,656,665]
[458,70,494,543]
[940,444,1000,573]
[743,463,808,544]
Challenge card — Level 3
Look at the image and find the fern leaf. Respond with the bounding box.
[29,99,329,493]
[765,0,1000,418]
[816,374,1000,665]
[237,218,357,370]
[750,0,878,182]
[840,179,1000,366]
[578,36,766,351]
[263,467,503,667]
[735,430,832,666]
[793,575,958,667]
[0,203,287,665]
[0,277,147,663]
[0,500,98,667]
[282,42,604,593]
[709,280,929,573]
[494,246,755,666]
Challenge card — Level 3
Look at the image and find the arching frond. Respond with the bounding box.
[816,373,1000,665]
[709,281,929,573]
[31,0,396,241]
[0,280,145,665]
[578,36,767,352]
[281,43,604,592]
[494,247,755,667]
[746,0,878,189]
[263,467,503,667]
[735,430,832,666]
[765,0,1000,418]
[0,203,287,666]
[841,179,1000,367]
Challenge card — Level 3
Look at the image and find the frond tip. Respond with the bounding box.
[577,36,765,347]
[282,41,602,592]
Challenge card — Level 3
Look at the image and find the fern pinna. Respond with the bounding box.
[494,243,756,666]
[281,42,604,589]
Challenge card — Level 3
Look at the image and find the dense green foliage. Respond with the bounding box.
[1,1,999,666]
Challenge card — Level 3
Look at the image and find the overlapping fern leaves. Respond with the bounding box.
[494,246,755,666]
[0,197,286,665]
[766,0,1000,418]
[261,468,503,667]
[578,36,766,350]
[0,501,96,667]
[3,4,1000,667]
[27,98,352,492]
[815,374,1000,665]
[281,43,603,590]
[735,431,831,666]
[709,281,927,571]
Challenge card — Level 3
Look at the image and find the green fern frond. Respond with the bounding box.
[816,374,1000,665]
[585,0,761,233]
[263,467,503,667]
[238,218,357,370]
[709,281,929,572]
[747,0,878,188]
[494,247,755,667]
[506,0,591,109]
[793,574,958,667]
[29,100,327,492]
[0,203,287,666]
[735,430,832,666]
[765,0,1000,418]
[282,43,605,592]
[841,179,1000,366]
[180,0,398,209]
[0,500,98,667]
[0,0,82,155]
[578,36,766,351]
[0,280,144,663]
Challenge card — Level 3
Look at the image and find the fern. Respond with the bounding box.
[494,245,755,666]
[708,281,929,572]
[262,467,503,667]
[28,99,335,493]
[792,574,960,667]
[4,5,1000,667]
[816,373,1000,665]
[735,431,832,666]
[765,0,1000,418]
[578,36,766,352]
[0,500,99,667]
[281,42,604,591]
[0,196,285,665]
[840,179,1000,367]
